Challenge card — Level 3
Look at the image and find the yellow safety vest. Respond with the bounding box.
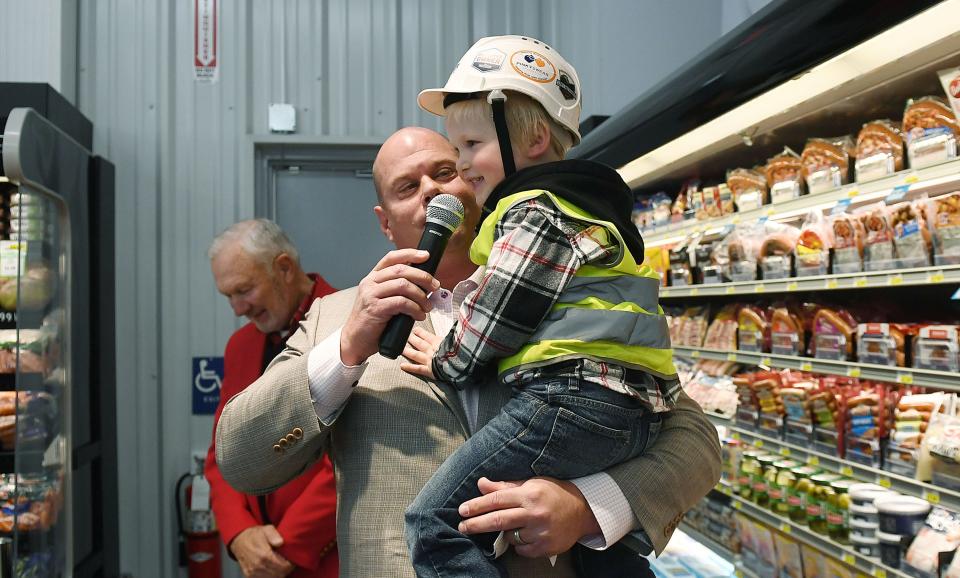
[469,189,678,382]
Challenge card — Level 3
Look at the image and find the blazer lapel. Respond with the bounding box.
[419,316,471,438]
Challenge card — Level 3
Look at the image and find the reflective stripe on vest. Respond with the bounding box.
[471,189,677,380]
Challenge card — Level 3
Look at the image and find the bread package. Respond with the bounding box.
[811,308,857,361]
[856,323,906,366]
[889,200,932,266]
[903,97,960,169]
[765,148,804,203]
[801,137,853,194]
[856,203,897,269]
[796,211,833,274]
[927,191,960,261]
[727,168,768,211]
[771,307,805,356]
[855,120,904,182]
[829,213,864,273]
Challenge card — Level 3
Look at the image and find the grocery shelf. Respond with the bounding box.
[716,487,912,578]
[709,415,960,513]
[673,346,960,390]
[642,158,960,246]
[660,264,960,298]
[677,522,737,564]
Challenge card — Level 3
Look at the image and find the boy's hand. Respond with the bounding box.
[400,326,442,379]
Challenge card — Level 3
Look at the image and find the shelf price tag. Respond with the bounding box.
[732,432,741,440]
[886,184,911,204]
[854,276,868,288]
[889,273,904,286]
[878,477,892,489]
[779,523,791,534]
[736,570,744,578]
[691,287,700,296]
[928,270,946,283]
[905,173,920,184]
[661,290,672,297]
[876,570,887,578]
[925,490,941,504]
[842,553,856,566]
[727,353,738,362]
[847,188,860,198]
[800,361,813,371]
[761,357,773,367]
[832,199,852,214]
[897,372,914,385]
[841,466,854,477]
[825,279,839,289]
[755,284,766,293]
[726,286,736,294]
[779,447,791,457]
[787,281,799,291]
[691,351,701,358]
[807,456,819,466]
[847,367,861,378]
[733,500,742,510]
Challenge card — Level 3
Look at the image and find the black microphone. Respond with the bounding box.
[378,194,465,359]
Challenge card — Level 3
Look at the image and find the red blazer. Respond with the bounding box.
[206,275,338,578]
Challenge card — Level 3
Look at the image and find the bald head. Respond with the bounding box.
[373,127,457,203]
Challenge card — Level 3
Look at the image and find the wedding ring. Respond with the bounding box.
[513,528,529,546]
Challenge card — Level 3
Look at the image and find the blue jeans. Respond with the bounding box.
[405,375,661,578]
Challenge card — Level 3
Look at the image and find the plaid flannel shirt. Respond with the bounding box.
[432,195,677,412]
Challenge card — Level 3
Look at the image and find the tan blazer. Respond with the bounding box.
[217,288,721,578]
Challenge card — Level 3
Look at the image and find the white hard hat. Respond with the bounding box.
[418,35,582,145]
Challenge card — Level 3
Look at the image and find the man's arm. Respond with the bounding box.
[273,456,338,571]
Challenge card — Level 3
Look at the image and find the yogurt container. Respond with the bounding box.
[851,517,879,539]
[851,533,880,558]
[874,495,931,536]
[849,483,892,507]
[850,502,880,524]
[877,530,905,569]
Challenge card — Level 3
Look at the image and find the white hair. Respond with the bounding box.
[208,219,300,268]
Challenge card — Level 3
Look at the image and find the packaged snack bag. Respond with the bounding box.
[903,96,960,169]
[801,136,854,194]
[855,120,904,182]
[727,167,768,211]
[765,147,805,203]
[889,199,932,267]
[830,212,864,273]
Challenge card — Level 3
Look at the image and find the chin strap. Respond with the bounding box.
[488,90,516,177]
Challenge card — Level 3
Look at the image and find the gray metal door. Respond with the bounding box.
[272,165,392,288]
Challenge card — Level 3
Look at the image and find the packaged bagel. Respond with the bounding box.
[796,211,833,274]
[927,191,960,262]
[830,213,864,273]
[811,308,858,361]
[765,147,805,203]
[801,137,854,194]
[903,96,960,169]
[889,199,932,267]
[855,120,904,182]
[727,167,768,211]
[856,203,897,269]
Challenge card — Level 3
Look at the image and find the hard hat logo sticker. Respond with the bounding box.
[557,70,577,101]
[472,48,505,73]
[510,51,556,83]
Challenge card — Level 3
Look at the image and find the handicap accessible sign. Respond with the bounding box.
[192,356,224,415]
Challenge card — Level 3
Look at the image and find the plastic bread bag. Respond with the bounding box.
[903,96,960,168]
[796,210,834,271]
[889,199,932,267]
[727,167,768,211]
[856,120,905,182]
[801,136,854,194]
[765,147,805,203]
[926,191,960,261]
[855,202,897,268]
[904,507,960,577]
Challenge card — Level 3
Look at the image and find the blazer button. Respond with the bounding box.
[279,438,289,449]
[285,433,296,443]
[292,427,303,439]
[273,444,283,454]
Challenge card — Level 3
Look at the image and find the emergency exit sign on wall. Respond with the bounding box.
[193,0,218,82]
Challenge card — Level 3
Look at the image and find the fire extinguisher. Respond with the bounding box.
[176,459,222,578]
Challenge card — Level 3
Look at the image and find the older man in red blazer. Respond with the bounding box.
[206,219,338,578]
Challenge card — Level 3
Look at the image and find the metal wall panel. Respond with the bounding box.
[66,1,758,576]
[0,0,77,102]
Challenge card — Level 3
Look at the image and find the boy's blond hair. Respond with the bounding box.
[446,91,574,160]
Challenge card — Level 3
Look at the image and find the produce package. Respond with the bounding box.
[738,305,770,353]
[765,147,805,203]
[796,211,833,275]
[801,136,854,194]
[0,264,54,312]
[830,212,865,273]
[889,199,932,267]
[856,323,907,366]
[927,191,960,264]
[903,96,960,169]
[913,324,960,372]
[856,203,897,270]
[0,330,48,374]
[727,167,769,211]
[811,307,858,361]
[855,120,905,182]
[759,223,800,279]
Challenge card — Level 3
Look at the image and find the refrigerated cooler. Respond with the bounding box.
[0,86,117,577]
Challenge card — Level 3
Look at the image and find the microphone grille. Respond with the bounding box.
[426,194,465,232]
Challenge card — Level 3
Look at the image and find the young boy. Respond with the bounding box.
[400,35,680,578]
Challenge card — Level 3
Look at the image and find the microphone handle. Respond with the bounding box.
[378,223,451,359]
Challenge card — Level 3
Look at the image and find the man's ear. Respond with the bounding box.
[524,120,553,160]
[374,206,395,243]
[274,253,296,281]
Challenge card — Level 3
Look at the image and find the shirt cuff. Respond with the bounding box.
[571,472,638,551]
[307,327,368,425]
